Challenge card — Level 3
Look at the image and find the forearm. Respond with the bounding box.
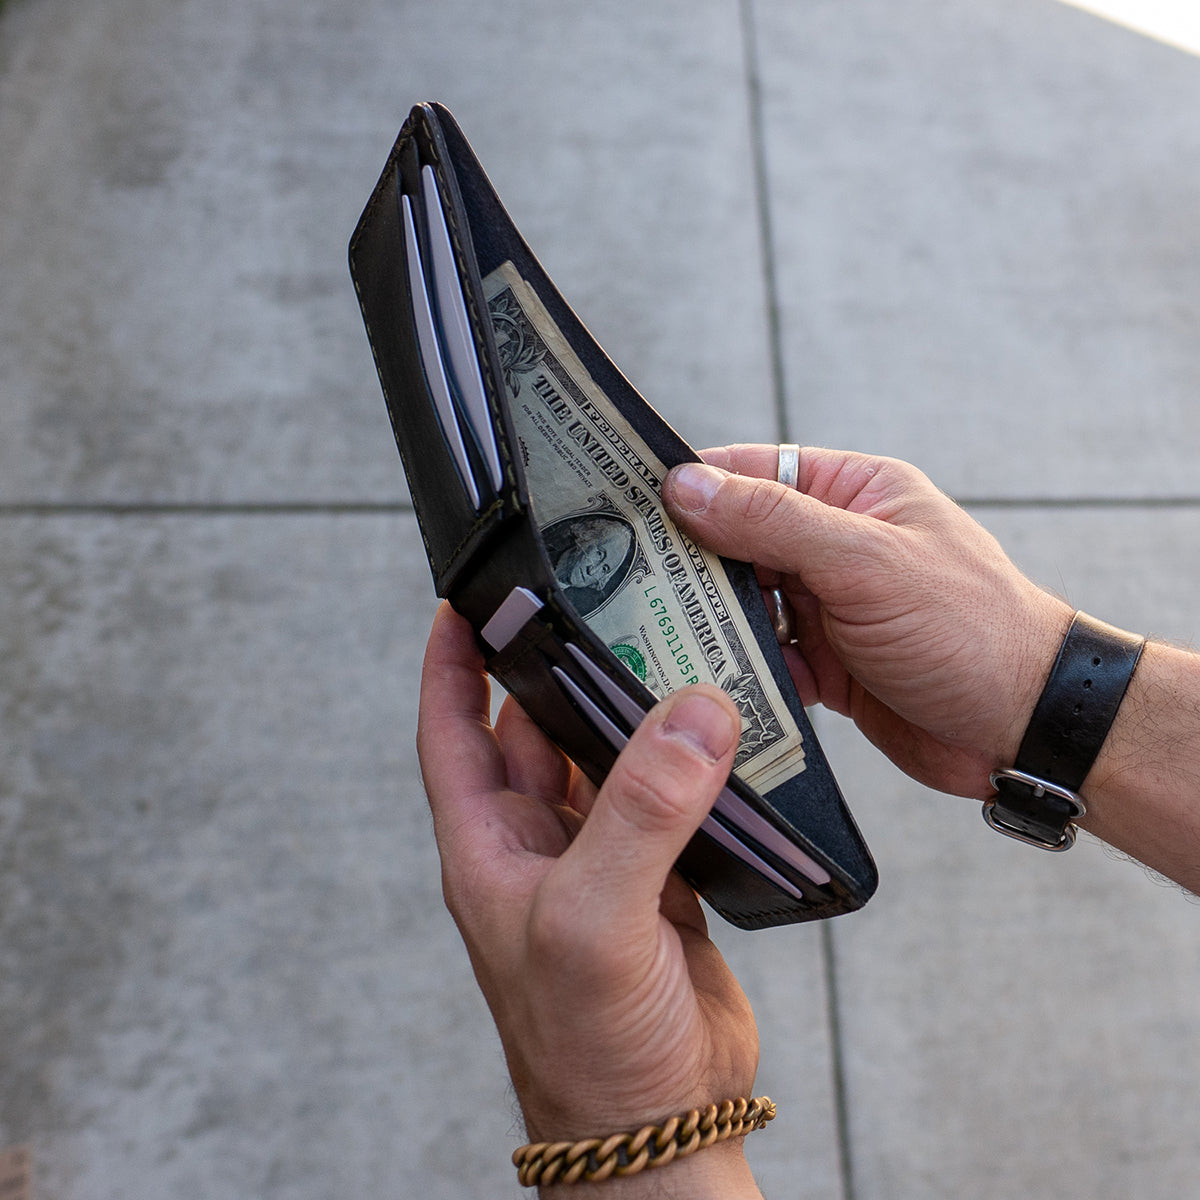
[1080,639,1200,894]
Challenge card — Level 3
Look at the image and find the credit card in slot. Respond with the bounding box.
[481,587,545,652]
[550,660,815,900]
[400,192,481,510]
[420,165,504,493]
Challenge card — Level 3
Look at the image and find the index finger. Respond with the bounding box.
[698,443,779,478]
[700,443,904,510]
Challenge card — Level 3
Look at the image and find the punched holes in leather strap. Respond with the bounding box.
[987,612,1144,850]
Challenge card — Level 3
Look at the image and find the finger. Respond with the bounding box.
[494,694,572,803]
[416,602,506,833]
[784,591,853,712]
[543,685,741,930]
[699,443,919,511]
[698,443,779,477]
[779,641,821,710]
[664,460,888,582]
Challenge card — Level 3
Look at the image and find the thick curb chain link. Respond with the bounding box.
[513,1095,777,1187]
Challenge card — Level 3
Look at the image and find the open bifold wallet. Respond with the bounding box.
[349,102,877,929]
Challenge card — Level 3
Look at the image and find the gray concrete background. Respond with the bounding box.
[1,1,1197,1197]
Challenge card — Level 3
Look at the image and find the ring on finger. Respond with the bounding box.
[777,443,800,490]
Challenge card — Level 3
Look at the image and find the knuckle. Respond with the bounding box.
[879,457,938,505]
[826,452,930,510]
[606,754,695,835]
[732,477,794,530]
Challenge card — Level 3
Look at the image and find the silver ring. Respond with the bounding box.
[764,586,796,645]
[777,443,800,490]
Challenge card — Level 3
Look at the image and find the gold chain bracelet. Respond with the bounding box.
[512,1095,776,1187]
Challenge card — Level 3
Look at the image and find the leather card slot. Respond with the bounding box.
[351,146,499,587]
[563,643,831,889]
[419,165,504,492]
[550,659,819,899]
[551,663,629,751]
[698,815,808,904]
[564,641,649,728]
[400,190,481,510]
[710,785,831,889]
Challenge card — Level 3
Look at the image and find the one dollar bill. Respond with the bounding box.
[482,260,805,793]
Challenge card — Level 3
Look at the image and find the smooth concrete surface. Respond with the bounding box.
[0,0,776,505]
[753,0,1200,499]
[2,1,1199,1198]
[0,518,506,1199]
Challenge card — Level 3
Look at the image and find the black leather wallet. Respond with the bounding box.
[349,102,877,928]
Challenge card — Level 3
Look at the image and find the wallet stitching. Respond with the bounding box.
[348,110,415,263]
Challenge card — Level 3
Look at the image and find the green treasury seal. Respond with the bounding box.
[609,640,648,683]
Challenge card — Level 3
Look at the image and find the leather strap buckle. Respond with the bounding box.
[983,612,1143,853]
[984,768,1085,851]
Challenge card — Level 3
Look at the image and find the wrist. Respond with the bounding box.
[517,1094,771,1199]
[987,609,1145,851]
[994,591,1074,765]
[1077,640,1200,892]
[535,1139,763,1199]
[1085,639,1196,793]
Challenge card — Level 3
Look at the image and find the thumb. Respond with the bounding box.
[551,685,741,926]
[663,460,876,581]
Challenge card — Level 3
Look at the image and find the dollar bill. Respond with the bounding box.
[482,260,805,793]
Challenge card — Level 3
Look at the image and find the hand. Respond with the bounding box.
[417,603,766,1198]
[663,444,1072,800]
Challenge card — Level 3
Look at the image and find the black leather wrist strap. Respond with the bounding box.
[984,611,1145,850]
